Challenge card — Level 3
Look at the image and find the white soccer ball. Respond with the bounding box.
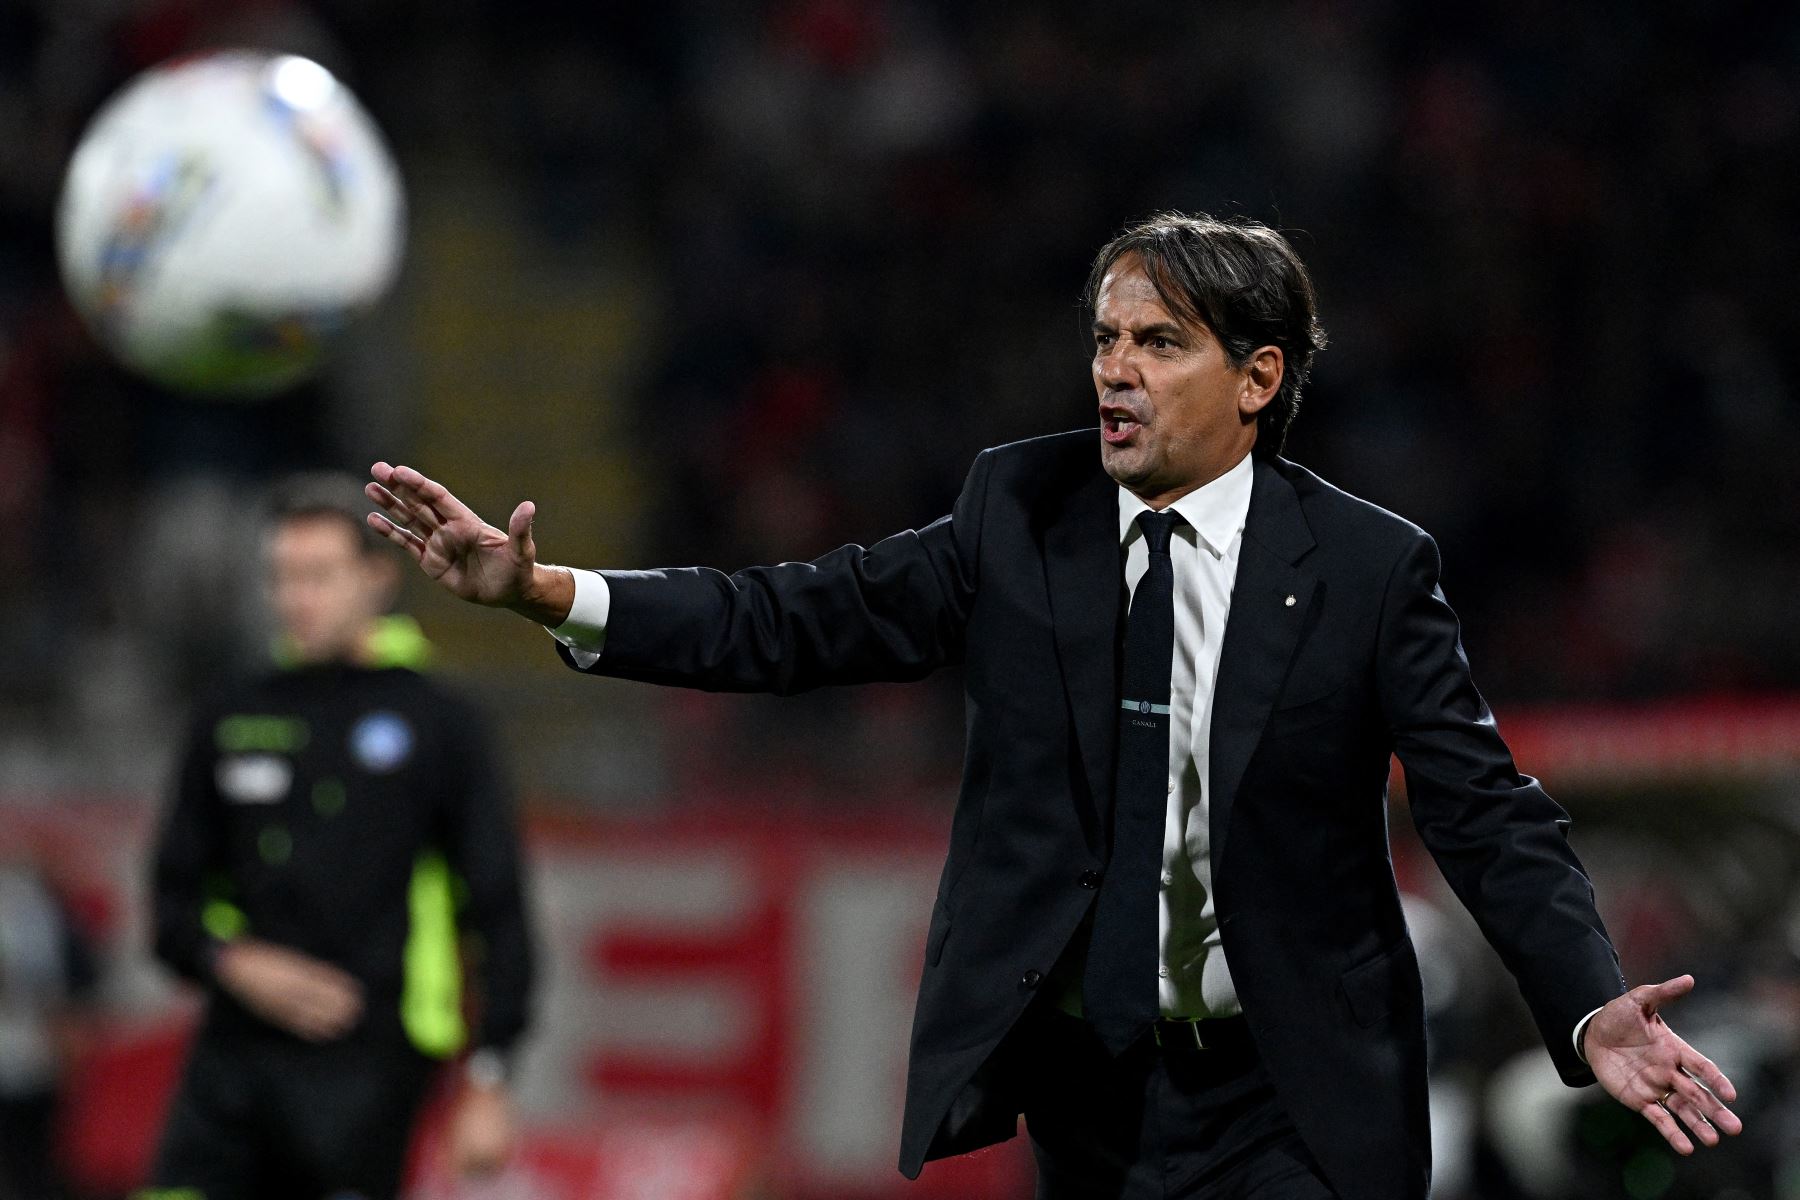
[56,51,405,397]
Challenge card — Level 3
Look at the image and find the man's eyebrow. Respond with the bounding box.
[1091,319,1188,340]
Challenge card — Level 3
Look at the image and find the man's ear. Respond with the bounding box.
[1239,346,1284,415]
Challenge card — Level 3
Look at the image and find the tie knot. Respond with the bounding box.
[1136,509,1182,554]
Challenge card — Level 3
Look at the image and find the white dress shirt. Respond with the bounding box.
[1118,451,1255,1019]
[550,569,611,667]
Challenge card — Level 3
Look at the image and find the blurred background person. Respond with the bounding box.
[143,474,534,1199]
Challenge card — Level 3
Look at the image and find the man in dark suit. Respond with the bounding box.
[365,213,1739,1198]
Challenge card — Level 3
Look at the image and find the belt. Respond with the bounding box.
[1151,1015,1255,1060]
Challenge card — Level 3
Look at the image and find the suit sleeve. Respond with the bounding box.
[559,448,993,693]
[150,710,228,983]
[441,699,534,1054]
[1376,529,1626,1085]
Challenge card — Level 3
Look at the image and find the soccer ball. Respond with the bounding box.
[55,51,405,397]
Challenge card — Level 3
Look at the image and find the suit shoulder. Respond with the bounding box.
[1275,457,1431,553]
[969,429,1106,518]
[978,428,1096,474]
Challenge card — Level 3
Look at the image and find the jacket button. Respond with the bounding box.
[1021,969,1043,989]
[1077,869,1102,889]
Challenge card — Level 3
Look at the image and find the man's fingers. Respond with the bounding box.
[1646,1069,1741,1152]
[382,478,446,534]
[368,508,425,545]
[507,500,536,559]
[390,464,478,525]
[1644,974,1696,1007]
[370,461,438,525]
[365,481,428,531]
[373,461,480,532]
[1676,1065,1743,1134]
[368,513,426,561]
[1642,1098,1695,1156]
[1680,1046,1738,1104]
[373,462,453,529]
[1666,1092,1722,1147]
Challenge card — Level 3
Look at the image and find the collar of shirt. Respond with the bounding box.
[1116,451,1255,559]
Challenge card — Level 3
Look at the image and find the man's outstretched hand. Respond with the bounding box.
[366,463,573,626]
[1586,974,1741,1155]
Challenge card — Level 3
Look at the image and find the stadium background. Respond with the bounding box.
[4,2,1800,1198]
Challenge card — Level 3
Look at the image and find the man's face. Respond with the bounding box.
[268,516,392,663]
[1091,253,1275,507]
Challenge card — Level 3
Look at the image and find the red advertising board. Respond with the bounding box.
[27,692,1799,1198]
[11,799,1031,1199]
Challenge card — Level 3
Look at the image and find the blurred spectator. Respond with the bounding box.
[0,3,1797,799]
[144,475,534,1195]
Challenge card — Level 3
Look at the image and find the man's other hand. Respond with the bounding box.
[365,462,573,625]
[448,1077,516,1177]
[1586,974,1742,1155]
[213,938,364,1042]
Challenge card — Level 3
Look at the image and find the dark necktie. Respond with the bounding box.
[1083,509,1181,1055]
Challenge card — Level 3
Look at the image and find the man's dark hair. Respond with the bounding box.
[268,471,382,555]
[1083,212,1328,458]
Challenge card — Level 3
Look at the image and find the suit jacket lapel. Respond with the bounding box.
[1043,463,1123,844]
[1209,458,1318,869]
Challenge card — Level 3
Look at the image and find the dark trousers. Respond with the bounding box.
[146,1009,437,1200]
[1010,1003,1337,1200]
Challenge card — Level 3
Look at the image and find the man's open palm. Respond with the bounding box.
[366,463,537,608]
[1587,974,1741,1155]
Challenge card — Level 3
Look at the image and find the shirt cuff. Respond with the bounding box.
[1573,1005,1604,1064]
[546,568,609,667]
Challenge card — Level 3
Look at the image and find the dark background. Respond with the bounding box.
[5,0,1799,789]
[3,3,1799,1198]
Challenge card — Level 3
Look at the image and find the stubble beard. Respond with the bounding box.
[1100,438,1160,492]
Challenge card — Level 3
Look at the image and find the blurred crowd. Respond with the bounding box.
[4,0,1800,788]
[5,2,1800,1198]
[5,0,1800,796]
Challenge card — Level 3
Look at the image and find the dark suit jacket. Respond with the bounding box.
[559,429,1627,1200]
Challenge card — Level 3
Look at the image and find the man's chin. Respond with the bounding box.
[1099,440,1153,487]
[285,633,354,665]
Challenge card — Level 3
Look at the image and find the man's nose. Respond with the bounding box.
[1096,344,1140,391]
